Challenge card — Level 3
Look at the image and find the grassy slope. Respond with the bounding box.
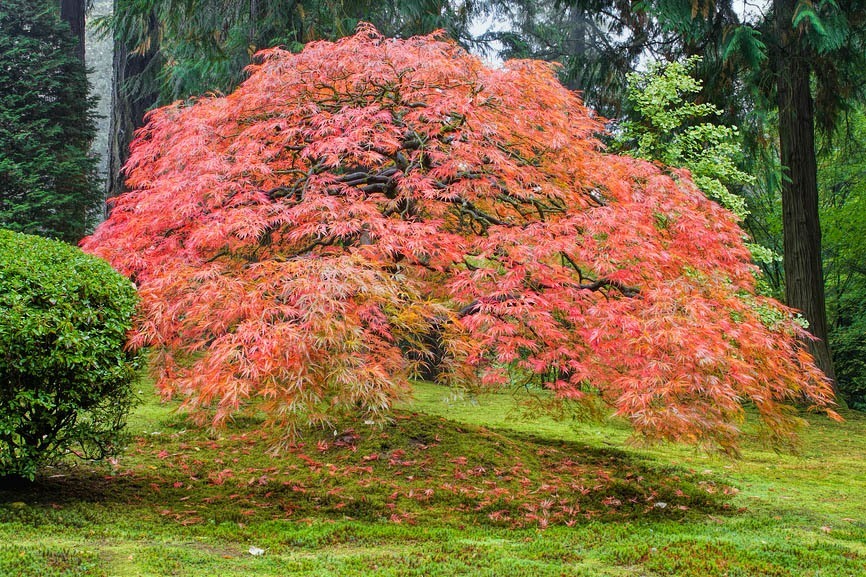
[0,381,864,577]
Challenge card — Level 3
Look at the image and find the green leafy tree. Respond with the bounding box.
[616,57,783,290]
[616,57,752,219]
[0,0,101,242]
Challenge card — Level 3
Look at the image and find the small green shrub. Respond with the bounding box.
[0,229,140,480]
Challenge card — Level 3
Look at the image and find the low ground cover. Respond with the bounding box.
[0,381,863,576]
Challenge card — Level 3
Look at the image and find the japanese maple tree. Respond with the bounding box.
[84,24,837,451]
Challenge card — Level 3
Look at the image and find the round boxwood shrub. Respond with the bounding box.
[0,229,140,480]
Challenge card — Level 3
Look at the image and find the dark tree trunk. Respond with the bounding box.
[59,0,85,62]
[774,0,840,394]
[106,1,159,203]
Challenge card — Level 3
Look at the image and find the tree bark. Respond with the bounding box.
[106,1,159,204]
[774,0,840,394]
[59,0,86,62]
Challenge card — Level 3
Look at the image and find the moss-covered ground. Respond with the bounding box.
[1,381,864,576]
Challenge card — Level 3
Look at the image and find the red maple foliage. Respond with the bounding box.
[83,25,837,450]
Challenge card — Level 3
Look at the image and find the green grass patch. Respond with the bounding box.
[0,381,864,576]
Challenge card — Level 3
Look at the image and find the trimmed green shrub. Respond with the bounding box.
[0,230,140,480]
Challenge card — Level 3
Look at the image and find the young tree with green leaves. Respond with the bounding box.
[615,56,781,269]
[616,58,751,217]
[0,0,100,242]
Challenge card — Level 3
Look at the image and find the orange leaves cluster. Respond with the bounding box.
[83,24,836,450]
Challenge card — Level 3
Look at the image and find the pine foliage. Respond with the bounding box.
[0,0,100,242]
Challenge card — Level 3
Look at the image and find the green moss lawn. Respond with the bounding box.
[1,381,864,576]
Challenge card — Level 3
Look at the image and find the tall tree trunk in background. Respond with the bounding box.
[775,0,840,394]
[60,0,86,61]
[107,2,159,202]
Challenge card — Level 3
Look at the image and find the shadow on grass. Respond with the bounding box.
[0,412,736,531]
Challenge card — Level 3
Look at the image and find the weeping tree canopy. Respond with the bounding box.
[84,26,837,452]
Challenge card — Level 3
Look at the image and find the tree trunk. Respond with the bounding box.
[59,0,85,62]
[106,1,159,204]
[774,0,840,395]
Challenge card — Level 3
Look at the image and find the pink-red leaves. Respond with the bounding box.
[84,24,836,451]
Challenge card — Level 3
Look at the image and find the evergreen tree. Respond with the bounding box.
[0,0,100,242]
[59,0,86,62]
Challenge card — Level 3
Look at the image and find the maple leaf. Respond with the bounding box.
[83,23,836,452]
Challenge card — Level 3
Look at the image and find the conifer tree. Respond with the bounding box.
[0,0,100,242]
